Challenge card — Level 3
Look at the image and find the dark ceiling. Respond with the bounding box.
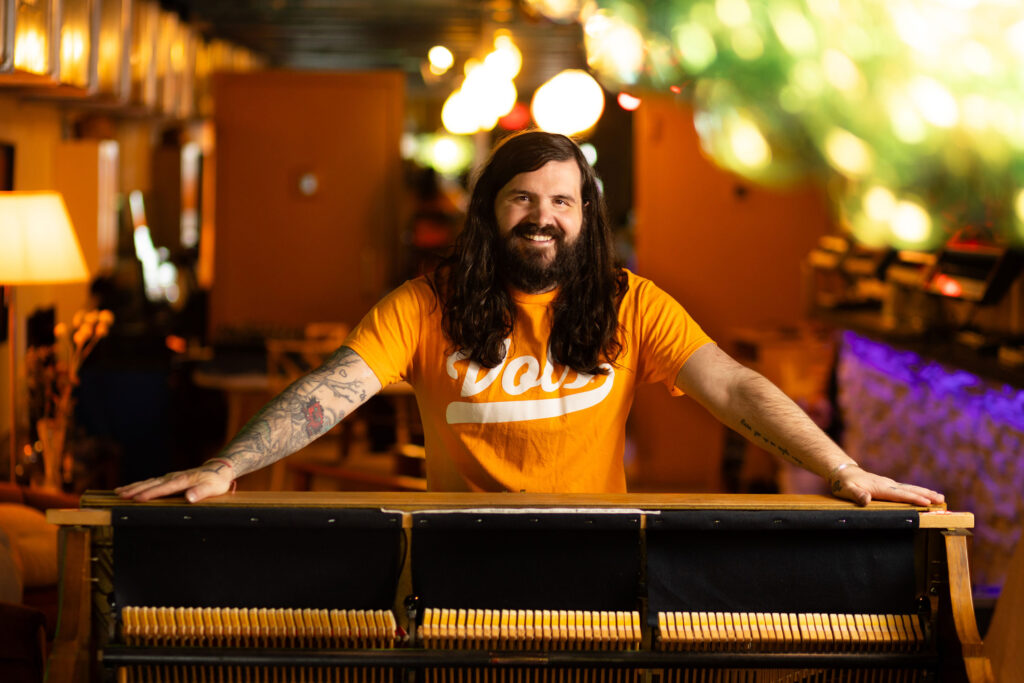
[162,0,589,94]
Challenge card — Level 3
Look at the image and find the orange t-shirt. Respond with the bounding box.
[344,270,714,493]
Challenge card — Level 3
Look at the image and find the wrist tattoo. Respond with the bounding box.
[739,418,802,465]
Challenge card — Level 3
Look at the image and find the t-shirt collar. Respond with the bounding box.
[509,286,560,305]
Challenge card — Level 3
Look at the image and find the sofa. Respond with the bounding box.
[0,482,80,683]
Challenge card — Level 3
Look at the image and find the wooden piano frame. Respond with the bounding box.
[46,492,993,683]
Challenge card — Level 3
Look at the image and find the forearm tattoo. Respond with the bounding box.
[738,417,803,466]
[219,347,373,474]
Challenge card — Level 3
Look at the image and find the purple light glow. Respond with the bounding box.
[841,331,1024,432]
[838,331,1024,591]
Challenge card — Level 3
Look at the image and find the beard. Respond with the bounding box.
[497,222,585,293]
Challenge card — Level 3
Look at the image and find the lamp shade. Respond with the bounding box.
[0,191,89,284]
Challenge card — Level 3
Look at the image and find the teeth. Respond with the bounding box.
[524,234,552,242]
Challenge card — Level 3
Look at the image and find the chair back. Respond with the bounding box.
[265,323,350,394]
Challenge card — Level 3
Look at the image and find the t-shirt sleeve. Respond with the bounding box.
[342,280,426,388]
[632,277,715,396]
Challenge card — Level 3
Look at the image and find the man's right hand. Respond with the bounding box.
[114,459,234,503]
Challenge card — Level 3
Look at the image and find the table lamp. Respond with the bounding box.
[0,191,90,483]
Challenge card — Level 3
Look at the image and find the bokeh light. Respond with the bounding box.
[522,0,590,23]
[617,92,642,110]
[579,0,1024,247]
[407,133,476,177]
[531,69,606,136]
[440,33,521,136]
[428,45,454,75]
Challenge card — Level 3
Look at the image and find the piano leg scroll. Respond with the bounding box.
[942,531,994,683]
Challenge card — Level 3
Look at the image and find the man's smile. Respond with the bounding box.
[523,233,554,243]
[513,224,562,247]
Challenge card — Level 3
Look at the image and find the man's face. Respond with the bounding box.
[493,159,585,292]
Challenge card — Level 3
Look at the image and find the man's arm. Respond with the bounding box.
[116,346,383,503]
[675,343,944,507]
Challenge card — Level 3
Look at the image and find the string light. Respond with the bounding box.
[428,45,455,74]
[440,32,522,136]
[579,0,1024,246]
[617,92,642,111]
[532,69,605,136]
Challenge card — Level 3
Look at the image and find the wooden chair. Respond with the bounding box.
[264,323,426,492]
[264,325,352,490]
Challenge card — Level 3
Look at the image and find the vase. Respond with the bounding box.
[36,417,67,492]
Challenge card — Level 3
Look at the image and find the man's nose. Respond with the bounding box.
[529,201,553,226]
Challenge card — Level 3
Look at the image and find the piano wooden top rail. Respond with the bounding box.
[46,491,972,529]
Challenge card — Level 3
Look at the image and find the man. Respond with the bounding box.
[118,131,943,507]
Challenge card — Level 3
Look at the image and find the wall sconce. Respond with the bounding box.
[129,0,158,109]
[94,0,131,103]
[193,36,212,118]
[156,11,195,118]
[54,0,99,93]
[0,0,59,84]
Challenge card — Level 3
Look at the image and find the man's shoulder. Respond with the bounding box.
[619,268,658,299]
[385,275,437,302]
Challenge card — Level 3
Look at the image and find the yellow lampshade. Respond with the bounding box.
[0,191,89,284]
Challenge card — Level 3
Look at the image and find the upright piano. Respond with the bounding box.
[47,492,992,682]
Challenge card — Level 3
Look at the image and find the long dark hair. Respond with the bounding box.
[429,131,627,375]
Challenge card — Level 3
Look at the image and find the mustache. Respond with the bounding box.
[510,222,563,240]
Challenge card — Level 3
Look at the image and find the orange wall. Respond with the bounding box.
[210,71,405,335]
[629,95,833,491]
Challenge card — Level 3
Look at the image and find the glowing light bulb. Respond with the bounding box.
[822,49,865,95]
[729,115,772,169]
[429,45,454,74]
[617,92,641,111]
[584,11,646,85]
[464,65,517,120]
[824,128,873,177]
[731,27,764,60]
[890,200,932,244]
[442,90,479,135]
[960,41,993,76]
[525,0,586,23]
[487,32,522,79]
[909,76,959,128]
[863,186,897,222]
[716,0,752,27]
[432,137,460,170]
[888,95,928,144]
[673,23,717,72]
[531,69,605,136]
[770,5,818,56]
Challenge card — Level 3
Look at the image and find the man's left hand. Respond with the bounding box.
[831,465,945,507]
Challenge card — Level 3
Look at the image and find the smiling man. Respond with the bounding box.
[118,131,944,507]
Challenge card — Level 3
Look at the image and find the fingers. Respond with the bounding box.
[830,468,945,507]
[184,477,232,503]
[114,473,192,501]
[831,478,870,506]
[115,467,233,503]
[877,483,945,507]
